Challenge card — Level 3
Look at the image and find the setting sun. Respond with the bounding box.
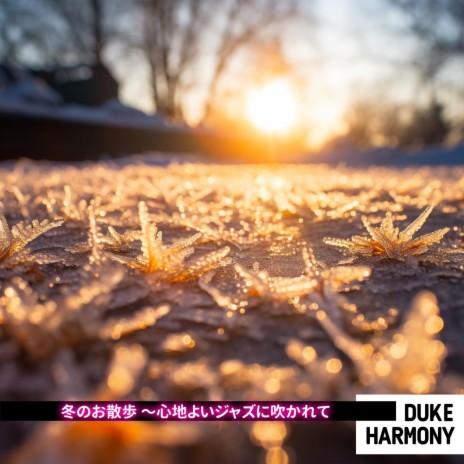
[246,80,298,134]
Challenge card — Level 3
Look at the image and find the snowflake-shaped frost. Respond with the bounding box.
[324,206,450,264]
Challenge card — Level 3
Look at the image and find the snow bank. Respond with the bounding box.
[0,76,62,105]
[307,137,464,166]
[0,73,174,131]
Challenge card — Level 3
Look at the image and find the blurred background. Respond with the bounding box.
[0,0,463,161]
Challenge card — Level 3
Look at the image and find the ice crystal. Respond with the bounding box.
[201,246,373,329]
[107,201,231,281]
[98,305,170,341]
[68,202,140,263]
[100,226,141,253]
[0,212,63,266]
[62,185,87,221]
[170,246,232,283]
[3,343,204,464]
[67,202,103,264]
[10,186,31,218]
[200,255,322,311]
[174,206,299,250]
[324,206,450,263]
[0,272,170,358]
[297,190,389,221]
[0,159,462,462]
[107,201,199,271]
[234,259,318,303]
[317,291,446,394]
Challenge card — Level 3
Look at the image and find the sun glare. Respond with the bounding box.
[246,80,297,134]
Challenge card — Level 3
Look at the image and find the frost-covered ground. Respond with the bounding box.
[0,158,463,464]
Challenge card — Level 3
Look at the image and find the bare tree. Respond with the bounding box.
[389,0,464,85]
[200,0,299,123]
[386,0,464,142]
[0,0,127,67]
[344,97,451,149]
[344,100,403,149]
[1,0,304,121]
[132,0,300,120]
[131,0,213,119]
[0,0,60,66]
[39,0,126,65]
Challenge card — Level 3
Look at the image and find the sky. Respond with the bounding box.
[116,0,406,145]
[115,0,460,148]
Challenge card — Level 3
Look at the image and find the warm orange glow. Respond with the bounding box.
[305,97,346,149]
[246,80,297,134]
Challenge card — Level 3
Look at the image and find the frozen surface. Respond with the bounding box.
[0,159,463,463]
[310,138,464,166]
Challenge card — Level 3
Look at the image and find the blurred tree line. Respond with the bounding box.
[0,0,462,149]
[345,98,451,149]
[344,0,464,149]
